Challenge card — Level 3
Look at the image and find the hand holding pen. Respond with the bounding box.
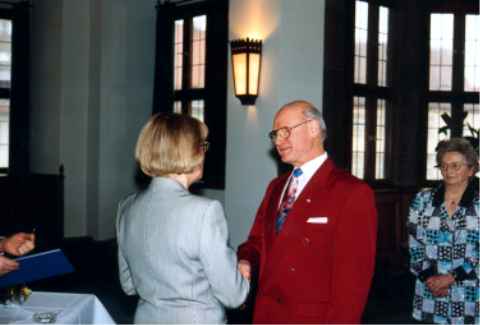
[0,231,36,257]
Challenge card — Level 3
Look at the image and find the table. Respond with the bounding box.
[0,291,115,324]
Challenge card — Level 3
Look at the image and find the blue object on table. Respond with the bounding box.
[0,249,74,288]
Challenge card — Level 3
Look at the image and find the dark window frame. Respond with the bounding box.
[0,3,30,176]
[351,0,394,184]
[324,0,478,189]
[422,1,479,185]
[152,0,229,189]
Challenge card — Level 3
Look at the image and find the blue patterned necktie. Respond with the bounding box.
[275,168,303,233]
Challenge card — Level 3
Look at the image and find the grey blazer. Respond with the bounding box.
[116,177,249,324]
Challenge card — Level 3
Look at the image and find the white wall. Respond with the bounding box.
[29,0,325,243]
[96,0,156,239]
[30,0,156,239]
[226,0,325,248]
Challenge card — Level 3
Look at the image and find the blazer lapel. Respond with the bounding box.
[264,174,290,249]
[264,159,335,273]
[280,159,334,233]
[296,159,335,202]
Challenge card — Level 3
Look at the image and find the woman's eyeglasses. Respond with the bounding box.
[436,161,468,173]
[200,141,210,153]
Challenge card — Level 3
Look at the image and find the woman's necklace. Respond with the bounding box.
[444,193,463,215]
[446,199,459,207]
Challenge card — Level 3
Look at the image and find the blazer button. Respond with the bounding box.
[306,198,311,203]
[290,266,296,272]
[303,237,311,246]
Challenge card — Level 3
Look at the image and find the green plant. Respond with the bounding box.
[440,112,479,151]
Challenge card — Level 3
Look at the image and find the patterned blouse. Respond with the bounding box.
[408,178,479,324]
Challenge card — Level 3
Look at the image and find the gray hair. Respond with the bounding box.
[302,104,327,140]
[436,137,479,174]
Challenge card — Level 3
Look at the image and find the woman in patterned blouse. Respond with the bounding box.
[408,137,479,324]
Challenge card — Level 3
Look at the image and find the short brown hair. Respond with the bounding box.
[135,113,208,177]
[436,137,479,174]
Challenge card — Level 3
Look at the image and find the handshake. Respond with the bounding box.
[237,259,251,280]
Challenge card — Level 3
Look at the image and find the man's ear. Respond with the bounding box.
[309,120,321,137]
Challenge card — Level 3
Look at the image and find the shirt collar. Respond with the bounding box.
[297,152,328,181]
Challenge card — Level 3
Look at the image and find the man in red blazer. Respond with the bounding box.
[237,100,377,324]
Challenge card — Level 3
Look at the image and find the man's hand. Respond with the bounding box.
[238,259,251,280]
[426,274,455,297]
[0,255,18,276]
[1,233,36,256]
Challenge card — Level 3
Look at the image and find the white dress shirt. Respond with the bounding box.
[278,152,328,207]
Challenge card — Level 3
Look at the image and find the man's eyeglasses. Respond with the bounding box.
[200,141,210,153]
[268,120,312,143]
[436,161,468,173]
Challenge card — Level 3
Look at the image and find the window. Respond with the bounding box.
[324,0,478,188]
[0,4,30,175]
[0,18,11,170]
[173,14,207,121]
[425,10,480,180]
[351,0,390,180]
[153,0,228,189]
[426,103,451,180]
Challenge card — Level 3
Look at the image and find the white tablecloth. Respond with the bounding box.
[0,291,115,324]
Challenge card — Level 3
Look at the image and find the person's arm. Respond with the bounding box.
[0,255,18,276]
[325,184,377,323]
[428,198,479,294]
[237,181,275,273]
[448,198,479,282]
[116,199,137,296]
[407,192,436,281]
[198,201,250,308]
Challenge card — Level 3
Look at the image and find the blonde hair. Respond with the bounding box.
[135,113,208,177]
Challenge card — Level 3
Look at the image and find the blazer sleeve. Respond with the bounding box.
[199,200,250,308]
[407,191,436,281]
[326,184,377,323]
[237,181,276,271]
[116,197,137,296]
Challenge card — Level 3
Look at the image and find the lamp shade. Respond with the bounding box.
[230,38,262,106]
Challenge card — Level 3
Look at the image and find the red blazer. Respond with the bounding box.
[238,159,377,324]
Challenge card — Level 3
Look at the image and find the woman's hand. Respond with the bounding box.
[426,274,455,297]
[238,259,251,280]
[0,255,19,276]
[1,233,36,256]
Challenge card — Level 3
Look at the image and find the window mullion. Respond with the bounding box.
[181,18,192,114]
[452,13,465,94]
[367,4,379,87]
[451,103,464,138]
[365,96,376,180]
[451,14,466,137]
[366,3,379,180]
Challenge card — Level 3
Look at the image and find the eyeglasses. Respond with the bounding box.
[436,161,468,173]
[200,141,210,153]
[268,120,312,143]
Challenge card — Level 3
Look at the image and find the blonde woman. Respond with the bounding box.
[116,113,249,324]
